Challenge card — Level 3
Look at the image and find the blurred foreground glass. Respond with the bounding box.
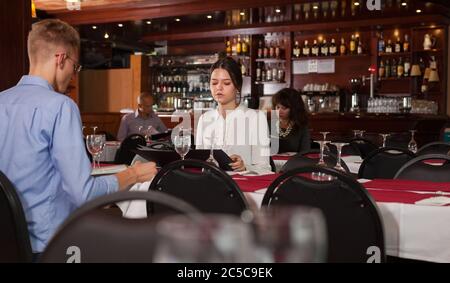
[252,206,327,263]
[154,214,255,263]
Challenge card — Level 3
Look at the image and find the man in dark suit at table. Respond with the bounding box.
[0,19,157,260]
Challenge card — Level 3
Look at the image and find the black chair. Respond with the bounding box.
[281,149,350,174]
[114,134,146,165]
[349,138,378,159]
[358,147,415,179]
[148,159,249,216]
[416,142,450,156]
[262,166,385,263]
[39,191,199,263]
[0,171,33,263]
[394,154,450,182]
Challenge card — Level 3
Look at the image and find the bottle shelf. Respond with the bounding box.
[412,49,442,53]
[378,52,412,57]
[255,81,287,85]
[292,54,369,60]
[379,76,413,81]
[255,58,286,63]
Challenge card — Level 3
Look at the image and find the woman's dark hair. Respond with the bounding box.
[210,57,243,94]
[272,88,308,128]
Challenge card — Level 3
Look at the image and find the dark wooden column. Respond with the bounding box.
[0,0,31,91]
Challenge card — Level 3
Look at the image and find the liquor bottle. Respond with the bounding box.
[385,39,393,53]
[277,63,285,82]
[329,38,337,56]
[357,36,363,55]
[155,76,161,94]
[349,34,356,55]
[378,32,385,53]
[395,37,402,53]
[311,40,319,56]
[391,58,397,77]
[226,39,232,56]
[266,64,272,81]
[242,36,248,56]
[261,63,267,81]
[340,37,346,55]
[404,57,411,76]
[321,39,329,56]
[303,40,310,56]
[385,59,391,78]
[269,40,275,58]
[236,35,242,55]
[379,60,385,78]
[263,40,269,58]
[257,40,263,58]
[275,39,281,59]
[256,62,262,81]
[293,40,301,58]
[272,64,278,81]
[231,37,237,56]
[397,57,404,77]
[403,34,410,53]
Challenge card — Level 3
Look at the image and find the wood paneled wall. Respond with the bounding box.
[0,0,31,92]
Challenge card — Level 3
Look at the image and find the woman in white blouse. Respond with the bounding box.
[196,57,271,173]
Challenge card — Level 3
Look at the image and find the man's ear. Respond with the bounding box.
[56,53,65,69]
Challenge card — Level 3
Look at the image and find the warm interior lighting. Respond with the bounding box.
[416,9,422,13]
[104,32,109,39]
[394,29,399,37]
[146,21,152,25]
[401,2,407,6]
[354,1,360,6]
[175,18,181,22]
[207,15,212,19]
[92,26,97,30]
[117,23,123,27]
[275,9,281,13]
[65,0,81,2]
[240,12,245,16]
[31,0,37,18]
[313,5,319,10]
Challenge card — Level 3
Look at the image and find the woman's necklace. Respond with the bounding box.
[279,121,293,138]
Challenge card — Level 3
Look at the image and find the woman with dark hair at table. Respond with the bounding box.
[272,88,310,153]
[196,57,271,173]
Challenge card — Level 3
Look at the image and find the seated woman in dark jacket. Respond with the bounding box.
[271,88,311,153]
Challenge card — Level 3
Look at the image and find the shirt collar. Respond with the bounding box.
[134,109,154,119]
[17,75,54,91]
[215,103,246,119]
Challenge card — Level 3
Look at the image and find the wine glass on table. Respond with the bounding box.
[379,133,390,148]
[408,130,418,153]
[86,134,106,168]
[312,140,331,180]
[320,132,330,154]
[330,142,349,172]
[173,127,191,161]
[206,132,219,167]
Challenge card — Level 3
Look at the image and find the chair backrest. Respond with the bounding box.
[39,191,199,263]
[281,149,350,174]
[114,134,146,165]
[0,171,33,263]
[148,159,249,216]
[349,138,378,159]
[394,154,450,182]
[416,142,450,156]
[262,166,385,263]
[358,147,415,179]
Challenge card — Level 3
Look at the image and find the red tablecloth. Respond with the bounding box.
[363,179,450,193]
[272,153,351,161]
[232,174,280,192]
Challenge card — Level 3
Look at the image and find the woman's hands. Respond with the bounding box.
[229,154,246,172]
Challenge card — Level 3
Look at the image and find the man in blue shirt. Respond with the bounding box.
[0,19,157,255]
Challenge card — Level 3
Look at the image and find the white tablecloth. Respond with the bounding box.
[98,141,120,162]
[273,155,363,174]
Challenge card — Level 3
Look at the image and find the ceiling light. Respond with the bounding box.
[275,9,281,13]
[92,26,97,30]
[313,5,319,10]
[117,23,123,27]
[146,21,152,25]
[354,1,360,6]
[401,2,407,6]
[175,18,181,22]
[240,12,245,16]
[207,15,212,19]
[104,32,109,39]
[416,9,422,13]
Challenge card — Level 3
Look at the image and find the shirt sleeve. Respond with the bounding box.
[195,114,205,150]
[247,111,272,173]
[117,114,128,141]
[50,99,119,207]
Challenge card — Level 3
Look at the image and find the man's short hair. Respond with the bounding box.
[27,19,80,64]
[137,92,154,105]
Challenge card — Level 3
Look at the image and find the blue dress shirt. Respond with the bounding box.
[0,76,118,253]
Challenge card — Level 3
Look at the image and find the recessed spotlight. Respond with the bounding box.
[175,18,181,22]
[146,21,152,25]
[354,1,360,6]
[117,23,123,27]
[207,15,212,19]
[313,5,319,10]
[275,9,281,13]
[104,32,109,39]
[240,12,245,16]
[416,9,422,13]
[92,25,97,30]
[401,2,407,6]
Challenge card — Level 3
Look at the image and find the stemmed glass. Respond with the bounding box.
[206,131,219,167]
[172,127,191,161]
[353,130,361,138]
[144,126,154,144]
[359,130,365,138]
[312,140,331,180]
[379,133,390,148]
[408,130,418,153]
[86,134,106,168]
[91,126,98,135]
[331,142,349,172]
[320,132,330,153]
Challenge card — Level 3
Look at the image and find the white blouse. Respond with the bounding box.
[195,104,272,174]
